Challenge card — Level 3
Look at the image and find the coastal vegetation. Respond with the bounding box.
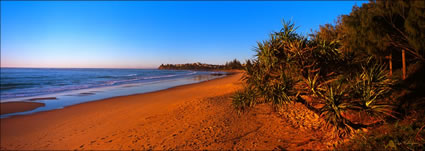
[158,59,243,70]
[233,1,425,149]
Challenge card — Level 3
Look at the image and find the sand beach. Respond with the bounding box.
[0,72,330,150]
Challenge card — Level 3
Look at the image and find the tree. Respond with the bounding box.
[341,0,425,79]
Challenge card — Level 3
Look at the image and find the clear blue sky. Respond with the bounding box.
[1,1,366,68]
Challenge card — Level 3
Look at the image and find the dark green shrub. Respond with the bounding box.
[232,87,258,113]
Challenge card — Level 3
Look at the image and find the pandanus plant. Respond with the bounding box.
[298,72,327,105]
[319,83,355,137]
[232,86,258,113]
[350,57,395,121]
[265,72,298,108]
[233,19,397,137]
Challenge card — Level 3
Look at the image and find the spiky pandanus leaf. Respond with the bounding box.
[299,72,326,97]
[232,86,258,113]
[319,83,357,137]
[265,72,298,108]
[350,57,395,122]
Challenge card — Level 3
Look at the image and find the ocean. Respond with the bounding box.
[0,68,225,117]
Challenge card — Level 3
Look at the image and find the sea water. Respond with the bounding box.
[0,68,225,118]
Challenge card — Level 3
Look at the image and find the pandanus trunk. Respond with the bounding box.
[389,53,392,77]
[402,49,406,80]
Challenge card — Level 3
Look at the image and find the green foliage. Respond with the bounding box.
[233,18,397,138]
[300,72,325,98]
[310,39,348,76]
[246,19,302,108]
[224,59,243,70]
[319,83,354,134]
[232,87,258,113]
[158,59,244,70]
[350,58,395,121]
[264,72,298,108]
[311,23,341,43]
[341,0,425,61]
[159,62,224,70]
[338,120,425,150]
[405,1,425,61]
[232,0,424,147]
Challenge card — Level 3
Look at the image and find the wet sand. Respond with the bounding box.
[0,102,45,115]
[0,71,330,150]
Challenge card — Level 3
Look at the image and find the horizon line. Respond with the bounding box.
[0,66,158,69]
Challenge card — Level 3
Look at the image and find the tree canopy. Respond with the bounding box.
[340,0,425,61]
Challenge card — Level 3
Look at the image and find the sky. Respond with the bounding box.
[1,1,366,69]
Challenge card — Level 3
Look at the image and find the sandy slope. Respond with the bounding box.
[0,72,329,150]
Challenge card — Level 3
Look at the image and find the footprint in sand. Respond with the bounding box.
[90,140,96,144]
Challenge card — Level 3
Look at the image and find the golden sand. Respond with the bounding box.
[0,72,329,150]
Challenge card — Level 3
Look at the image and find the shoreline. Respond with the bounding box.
[0,102,45,115]
[0,71,233,117]
[0,70,330,150]
[1,71,244,150]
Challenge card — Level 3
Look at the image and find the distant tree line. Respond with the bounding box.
[158,59,243,70]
